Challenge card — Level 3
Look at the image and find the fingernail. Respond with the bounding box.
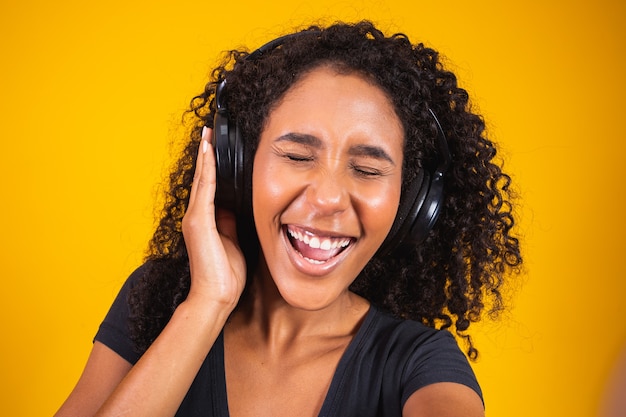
[201,126,210,153]
[202,126,209,140]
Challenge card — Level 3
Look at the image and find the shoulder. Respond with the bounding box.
[360,306,483,405]
[363,305,459,352]
[93,263,150,365]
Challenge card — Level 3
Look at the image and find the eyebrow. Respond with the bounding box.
[275,133,396,165]
[348,144,395,165]
[275,133,322,148]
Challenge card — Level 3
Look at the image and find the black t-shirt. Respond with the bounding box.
[95,266,483,416]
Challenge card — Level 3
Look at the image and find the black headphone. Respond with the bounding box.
[211,33,451,255]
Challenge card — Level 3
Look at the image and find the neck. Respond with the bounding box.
[230,260,369,350]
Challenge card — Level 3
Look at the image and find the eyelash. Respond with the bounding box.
[350,163,383,177]
[281,153,384,177]
[284,153,313,162]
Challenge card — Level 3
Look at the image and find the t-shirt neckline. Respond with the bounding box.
[216,305,379,417]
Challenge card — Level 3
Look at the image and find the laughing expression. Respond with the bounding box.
[252,65,404,310]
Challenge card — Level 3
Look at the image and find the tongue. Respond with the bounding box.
[291,238,343,262]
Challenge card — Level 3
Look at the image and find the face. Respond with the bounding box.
[252,66,404,310]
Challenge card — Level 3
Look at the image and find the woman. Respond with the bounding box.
[55,20,521,417]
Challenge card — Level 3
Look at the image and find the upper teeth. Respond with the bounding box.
[288,228,351,251]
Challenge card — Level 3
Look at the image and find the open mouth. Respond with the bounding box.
[285,225,354,264]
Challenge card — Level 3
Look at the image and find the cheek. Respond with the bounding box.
[357,180,402,238]
[252,154,299,226]
[253,162,292,203]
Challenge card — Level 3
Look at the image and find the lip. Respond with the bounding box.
[281,225,356,277]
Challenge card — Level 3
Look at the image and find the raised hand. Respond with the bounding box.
[83,129,249,417]
[181,127,247,311]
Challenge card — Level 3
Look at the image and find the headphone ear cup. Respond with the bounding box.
[212,109,240,211]
[232,119,246,215]
[377,168,445,255]
[378,170,428,255]
[407,172,444,246]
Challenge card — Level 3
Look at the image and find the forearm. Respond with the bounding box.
[95,299,232,417]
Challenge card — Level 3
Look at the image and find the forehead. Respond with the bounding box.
[262,66,404,150]
[279,65,396,110]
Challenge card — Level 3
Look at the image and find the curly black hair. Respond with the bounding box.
[128,20,522,360]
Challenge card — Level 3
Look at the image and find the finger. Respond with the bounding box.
[188,127,215,210]
[187,130,205,207]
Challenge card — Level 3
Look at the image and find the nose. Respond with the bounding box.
[305,171,351,216]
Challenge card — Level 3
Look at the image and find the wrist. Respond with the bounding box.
[185,280,243,313]
[176,294,237,327]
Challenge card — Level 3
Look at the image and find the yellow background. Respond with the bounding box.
[1,0,625,415]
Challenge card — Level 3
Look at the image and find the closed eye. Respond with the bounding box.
[350,163,386,177]
[283,152,314,162]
